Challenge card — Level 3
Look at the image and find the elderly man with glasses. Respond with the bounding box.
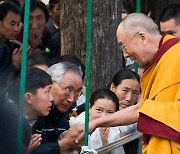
[32,62,83,154]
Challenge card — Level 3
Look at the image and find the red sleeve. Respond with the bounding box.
[138,113,180,144]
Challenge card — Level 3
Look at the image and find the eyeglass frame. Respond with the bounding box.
[53,80,82,97]
[119,32,139,54]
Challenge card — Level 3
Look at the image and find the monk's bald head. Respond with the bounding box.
[116,13,162,68]
[117,13,160,38]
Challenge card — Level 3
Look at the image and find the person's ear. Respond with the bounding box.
[110,83,115,92]
[24,93,33,104]
[138,32,147,45]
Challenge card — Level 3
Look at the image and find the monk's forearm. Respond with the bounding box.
[93,104,139,128]
[75,104,139,143]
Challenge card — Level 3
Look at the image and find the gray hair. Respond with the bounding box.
[47,62,83,83]
[121,13,160,35]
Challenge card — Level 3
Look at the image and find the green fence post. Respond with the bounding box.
[133,0,141,152]
[16,0,30,153]
[84,0,93,149]
[134,0,141,74]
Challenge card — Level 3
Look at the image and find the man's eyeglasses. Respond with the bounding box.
[53,80,82,97]
[119,32,139,54]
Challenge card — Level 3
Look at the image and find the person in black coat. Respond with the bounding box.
[32,62,83,154]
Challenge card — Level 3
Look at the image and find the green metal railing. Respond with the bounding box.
[16,0,30,153]
[96,131,142,154]
[134,0,141,73]
[84,0,93,148]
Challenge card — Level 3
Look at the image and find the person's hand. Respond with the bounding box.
[75,119,97,143]
[99,127,109,145]
[27,45,33,56]
[12,45,33,68]
[28,28,42,50]
[27,134,42,152]
[58,123,83,152]
[11,46,22,68]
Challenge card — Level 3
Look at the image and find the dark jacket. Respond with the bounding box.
[46,19,58,33]
[0,37,20,90]
[0,92,31,154]
[47,28,61,57]
[31,103,70,154]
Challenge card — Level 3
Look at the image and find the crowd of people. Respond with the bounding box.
[0,0,60,90]
[0,0,180,154]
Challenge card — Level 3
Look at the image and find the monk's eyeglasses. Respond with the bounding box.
[119,32,139,53]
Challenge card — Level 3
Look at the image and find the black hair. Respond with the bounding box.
[21,0,49,23]
[110,69,140,88]
[0,1,20,21]
[27,49,52,68]
[49,0,59,10]
[90,89,119,112]
[159,3,180,24]
[6,67,52,103]
[6,0,20,8]
[52,54,85,80]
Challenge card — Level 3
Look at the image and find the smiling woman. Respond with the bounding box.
[69,89,125,154]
